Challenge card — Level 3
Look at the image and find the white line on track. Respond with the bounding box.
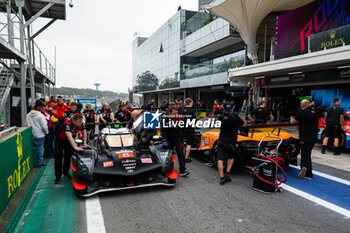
[281,184,350,218]
[85,195,106,233]
[289,165,350,186]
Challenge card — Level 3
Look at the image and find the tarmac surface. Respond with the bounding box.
[3,139,350,233]
[77,149,350,233]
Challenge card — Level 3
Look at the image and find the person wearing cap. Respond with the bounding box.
[217,103,246,185]
[26,100,49,167]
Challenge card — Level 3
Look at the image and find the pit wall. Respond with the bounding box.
[0,127,35,215]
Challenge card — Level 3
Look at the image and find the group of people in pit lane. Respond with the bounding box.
[26,92,345,186]
[26,96,139,184]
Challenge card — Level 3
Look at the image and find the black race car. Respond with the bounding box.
[71,124,178,197]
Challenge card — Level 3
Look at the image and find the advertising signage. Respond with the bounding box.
[275,0,350,59]
[265,68,350,86]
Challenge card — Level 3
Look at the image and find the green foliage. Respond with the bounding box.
[135,71,159,92]
[53,87,128,98]
[159,77,180,89]
[203,13,218,26]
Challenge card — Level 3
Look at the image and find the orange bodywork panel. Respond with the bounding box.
[198,127,299,151]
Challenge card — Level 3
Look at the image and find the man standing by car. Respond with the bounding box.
[99,103,115,130]
[291,100,319,179]
[321,98,344,155]
[55,114,87,184]
[115,104,131,126]
[179,98,196,163]
[217,103,246,185]
[162,106,189,177]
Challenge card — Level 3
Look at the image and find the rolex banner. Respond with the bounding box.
[310,24,350,52]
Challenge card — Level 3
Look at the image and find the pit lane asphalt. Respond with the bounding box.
[76,155,350,233]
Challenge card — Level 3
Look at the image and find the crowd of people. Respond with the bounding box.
[26,96,138,184]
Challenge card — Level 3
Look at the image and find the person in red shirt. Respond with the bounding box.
[45,96,56,108]
[53,96,70,125]
[213,99,219,114]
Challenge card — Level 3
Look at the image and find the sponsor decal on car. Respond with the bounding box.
[118,152,135,159]
[103,161,114,167]
[141,158,152,163]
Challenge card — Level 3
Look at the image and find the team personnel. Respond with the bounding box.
[162,106,189,177]
[125,101,133,112]
[76,100,83,112]
[217,103,246,185]
[55,114,87,184]
[179,98,196,163]
[213,99,219,114]
[322,98,344,155]
[99,103,114,130]
[54,96,70,126]
[291,100,319,179]
[115,104,131,125]
[127,110,139,130]
[64,102,80,121]
[83,103,97,135]
[248,100,274,124]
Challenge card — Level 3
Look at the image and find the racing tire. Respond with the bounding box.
[321,130,346,149]
[211,142,219,168]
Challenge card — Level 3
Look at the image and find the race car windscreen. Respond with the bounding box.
[105,134,134,148]
[133,113,143,134]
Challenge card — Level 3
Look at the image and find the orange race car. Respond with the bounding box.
[193,118,300,168]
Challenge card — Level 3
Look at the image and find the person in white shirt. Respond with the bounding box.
[26,100,48,166]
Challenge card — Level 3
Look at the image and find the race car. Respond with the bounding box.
[193,117,300,167]
[71,126,178,197]
[318,113,350,149]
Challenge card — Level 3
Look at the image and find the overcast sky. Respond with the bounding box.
[33,0,198,93]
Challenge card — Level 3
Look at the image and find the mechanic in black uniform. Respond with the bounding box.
[115,104,131,126]
[321,98,344,155]
[291,100,319,179]
[248,100,274,124]
[99,103,115,130]
[83,103,97,135]
[55,113,87,184]
[162,106,189,177]
[217,103,246,185]
[64,102,80,121]
[179,98,196,163]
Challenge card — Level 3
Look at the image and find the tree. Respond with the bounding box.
[159,77,180,89]
[135,71,159,92]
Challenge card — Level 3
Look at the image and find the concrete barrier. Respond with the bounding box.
[0,127,35,215]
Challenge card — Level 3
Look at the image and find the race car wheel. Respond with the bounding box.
[321,130,346,149]
[211,142,218,168]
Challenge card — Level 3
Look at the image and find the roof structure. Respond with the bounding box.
[204,0,315,63]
